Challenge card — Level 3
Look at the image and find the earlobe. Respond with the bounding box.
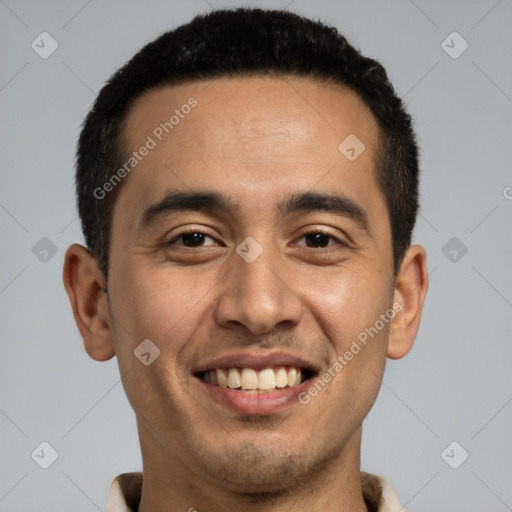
[387,244,429,360]
[62,243,116,361]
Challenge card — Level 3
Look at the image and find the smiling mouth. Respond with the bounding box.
[195,366,317,393]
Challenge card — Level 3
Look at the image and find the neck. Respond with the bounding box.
[137,420,369,512]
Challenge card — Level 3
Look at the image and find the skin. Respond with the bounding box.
[63,76,428,512]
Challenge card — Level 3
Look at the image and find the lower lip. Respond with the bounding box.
[194,376,313,415]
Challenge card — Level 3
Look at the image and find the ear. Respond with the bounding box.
[387,244,429,360]
[62,243,115,361]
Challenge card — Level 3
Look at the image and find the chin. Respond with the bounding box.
[189,436,327,495]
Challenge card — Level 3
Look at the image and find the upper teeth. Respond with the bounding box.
[202,367,303,390]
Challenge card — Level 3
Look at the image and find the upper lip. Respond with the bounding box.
[192,350,320,374]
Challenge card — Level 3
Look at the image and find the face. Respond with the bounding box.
[98,76,402,492]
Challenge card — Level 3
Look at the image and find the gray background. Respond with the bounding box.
[1,0,511,510]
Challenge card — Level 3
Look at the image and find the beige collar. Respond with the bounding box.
[105,471,405,512]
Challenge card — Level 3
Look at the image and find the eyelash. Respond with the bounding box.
[166,227,347,249]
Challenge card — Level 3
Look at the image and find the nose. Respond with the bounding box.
[214,240,304,335]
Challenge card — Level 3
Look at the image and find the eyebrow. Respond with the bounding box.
[137,189,369,234]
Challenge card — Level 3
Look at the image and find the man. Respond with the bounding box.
[63,7,428,512]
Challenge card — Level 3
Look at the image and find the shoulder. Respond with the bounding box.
[362,472,405,512]
[104,472,142,512]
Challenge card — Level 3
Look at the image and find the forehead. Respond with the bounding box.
[122,75,379,157]
[113,75,385,234]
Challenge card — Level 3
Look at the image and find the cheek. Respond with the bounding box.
[301,266,391,404]
[305,266,390,344]
[108,264,214,393]
[109,267,209,425]
[115,265,210,340]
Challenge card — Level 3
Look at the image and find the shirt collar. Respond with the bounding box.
[104,471,405,512]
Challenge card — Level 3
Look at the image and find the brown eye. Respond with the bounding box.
[304,232,333,248]
[296,230,345,249]
[167,230,217,248]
